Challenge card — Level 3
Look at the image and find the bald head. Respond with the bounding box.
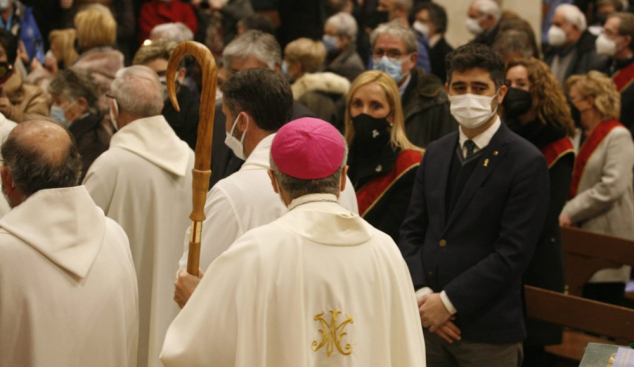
[1,120,82,204]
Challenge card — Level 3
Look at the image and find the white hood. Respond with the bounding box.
[240,133,275,172]
[0,186,106,278]
[111,115,191,177]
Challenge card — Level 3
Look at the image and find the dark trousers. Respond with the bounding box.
[583,282,626,306]
[424,329,523,367]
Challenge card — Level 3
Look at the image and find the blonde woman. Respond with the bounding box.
[560,71,634,305]
[345,70,423,242]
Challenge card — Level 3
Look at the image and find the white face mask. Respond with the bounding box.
[548,26,567,47]
[413,21,430,36]
[225,113,248,160]
[466,17,484,35]
[596,34,617,56]
[449,92,499,129]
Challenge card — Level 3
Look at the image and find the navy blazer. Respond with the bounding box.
[399,122,550,344]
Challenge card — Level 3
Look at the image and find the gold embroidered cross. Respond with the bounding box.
[311,310,354,357]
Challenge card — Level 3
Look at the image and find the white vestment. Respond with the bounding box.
[0,113,16,217]
[162,194,425,367]
[178,134,359,271]
[84,115,194,367]
[0,187,138,367]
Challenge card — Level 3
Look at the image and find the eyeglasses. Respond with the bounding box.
[372,48,407,59]
[0,62,13,85]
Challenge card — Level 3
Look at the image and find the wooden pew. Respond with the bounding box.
[525,285,634,361]
[560,227,634,297]
[526,227,634,362]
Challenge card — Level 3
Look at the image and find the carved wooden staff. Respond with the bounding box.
[166,41,217,276]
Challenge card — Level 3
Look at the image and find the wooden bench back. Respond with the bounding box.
[561,227,634,296]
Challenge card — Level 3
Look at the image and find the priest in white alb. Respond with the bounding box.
[172,69,357,308]
[161,118,425,367]
[83,66,194,367]
[0,120,138,367]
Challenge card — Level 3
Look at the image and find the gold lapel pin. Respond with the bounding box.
[484,159,489,167]
[493,151,499,156]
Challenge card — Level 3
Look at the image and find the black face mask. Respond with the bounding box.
[503,87,533,117]
[352,113,391,151]
[366,11,389,29]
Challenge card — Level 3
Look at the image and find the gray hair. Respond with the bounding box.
[326,12,358,40]
[370,21,418,54]
[473,0,501,21]
[223,30,282,71]
[493,30,534,59]
[110,66,164,117]
[1,120,82,198]
[149,22,194,44]
[48,68,99,111]
[556,4,587,31]
[269,140,349,200]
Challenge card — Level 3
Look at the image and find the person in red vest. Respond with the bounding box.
[561,71,634,306]
[596,12,634,136]
[138,0,198,43]
[344,70,423,243]
[502,57,575,367]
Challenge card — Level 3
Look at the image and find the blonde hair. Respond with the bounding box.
[74,4,117,50]
[284,38,326,74]
[567,71,621,121]
[505,58,575,136]
[49,29,79,69]
[344,70,423,153]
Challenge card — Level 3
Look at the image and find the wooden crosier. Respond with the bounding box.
[166,41,217,276]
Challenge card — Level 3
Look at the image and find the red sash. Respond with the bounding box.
[569,120,624,199]
[539,137,574,169]
[613,61,634,92]
[357,149,422,217]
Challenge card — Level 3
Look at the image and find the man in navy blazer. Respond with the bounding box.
[399,43,550,366]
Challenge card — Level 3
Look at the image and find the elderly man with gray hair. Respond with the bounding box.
[323,12,365,82]
[467,0,501,46]
[544,3,609,85]
[83,65,195,367]
[210,30,314,187]
[370,22,456,148]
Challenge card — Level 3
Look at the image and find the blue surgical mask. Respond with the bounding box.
[322,35,338,53]
[372,55,405,84]
[281,61,290,80]
[50,102,75,128]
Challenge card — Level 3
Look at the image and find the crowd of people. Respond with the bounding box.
[0,0,633,366]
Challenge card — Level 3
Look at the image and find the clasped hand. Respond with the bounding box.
[418,293,462,344]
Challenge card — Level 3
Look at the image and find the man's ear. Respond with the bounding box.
[177,67,187,83]
[408,52,418,71]
[497,84,508,104]
[444,82,449,93]
[1,166,13,193]
[268,169,280,194]
[339,165,348,193]
[238,112,251,131]
[76,96,88,110]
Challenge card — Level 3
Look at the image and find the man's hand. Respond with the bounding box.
[60,0,73,9]
[559,214,573,227]
[418,293,452,332]
[173,268,204,309]
[433,319,462,344]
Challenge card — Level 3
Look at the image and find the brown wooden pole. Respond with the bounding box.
[166,41,217,276]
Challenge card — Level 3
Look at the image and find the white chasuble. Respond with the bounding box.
[84,115,194,367]
[0,187,138,367]
[178,134,359,272]
[162,194,425,367]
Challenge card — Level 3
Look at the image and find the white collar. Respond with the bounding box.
[458,115,501,152]
[109,115,191,177]
[399,73,412,98]
[240,133,275,171]
[429,34,442,48]
[287,193,340,211]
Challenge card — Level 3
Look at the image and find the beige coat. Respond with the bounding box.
[3,71,50,122]
[563,125,634,282]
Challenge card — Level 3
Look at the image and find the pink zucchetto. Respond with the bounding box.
[271,118,345,180]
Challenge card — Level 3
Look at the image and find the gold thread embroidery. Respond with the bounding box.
[311,310,354,357]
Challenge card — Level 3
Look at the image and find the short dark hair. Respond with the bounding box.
[446,43,506,88]
[0,29,18,65]
[414,2,448,34]
[221,68,293,132]
[238,14,275,35]
[48,68,99,110]
[2,121,82,197]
